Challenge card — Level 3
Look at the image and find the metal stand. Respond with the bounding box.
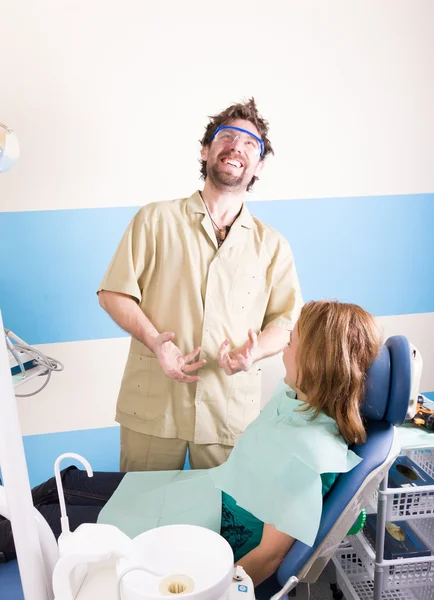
[373,476,387,600]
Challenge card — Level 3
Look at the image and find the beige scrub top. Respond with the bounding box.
[98,191,303,445]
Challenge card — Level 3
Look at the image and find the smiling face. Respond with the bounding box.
[201,118,264,192]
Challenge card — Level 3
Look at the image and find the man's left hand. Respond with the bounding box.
[218,329,259,375]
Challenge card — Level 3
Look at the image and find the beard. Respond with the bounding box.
[206,152,251,190]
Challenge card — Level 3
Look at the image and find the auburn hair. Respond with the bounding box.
[295,300,383,445]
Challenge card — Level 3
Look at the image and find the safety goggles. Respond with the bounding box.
[210,126,264,157]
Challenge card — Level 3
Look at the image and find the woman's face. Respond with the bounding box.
[282,324,299,390]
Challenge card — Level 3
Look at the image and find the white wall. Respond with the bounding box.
[1,0,433,441]
[18,312,434,436]
[1,0,433,213]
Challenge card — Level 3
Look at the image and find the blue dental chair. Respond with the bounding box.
[0,336,413,600]
[260,335,412,600]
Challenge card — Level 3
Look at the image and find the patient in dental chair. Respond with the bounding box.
[0,300,382,586]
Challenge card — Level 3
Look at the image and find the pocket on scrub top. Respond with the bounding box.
[120,353,169,424]
[229,263,268,313]
[227,368,262,436]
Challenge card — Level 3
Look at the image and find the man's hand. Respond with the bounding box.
[153,332,206,383]
[218,329,259,376]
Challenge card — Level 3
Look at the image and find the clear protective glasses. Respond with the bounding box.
[210,125,264,157]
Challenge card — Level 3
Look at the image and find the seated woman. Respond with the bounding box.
[0,300,382,587]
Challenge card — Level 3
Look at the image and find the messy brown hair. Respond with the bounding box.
[295,300,383,445]
[200,97,274,191]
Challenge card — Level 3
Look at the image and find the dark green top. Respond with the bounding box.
[220,471,339,561]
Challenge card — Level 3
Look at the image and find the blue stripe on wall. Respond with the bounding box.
[22,426,121,487]
[0,207,136,344]
[1,193,433,345]
[21,426,191,487]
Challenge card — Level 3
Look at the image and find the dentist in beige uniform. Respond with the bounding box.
[97,98,303,471]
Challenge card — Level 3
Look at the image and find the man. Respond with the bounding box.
[97,98,303,472]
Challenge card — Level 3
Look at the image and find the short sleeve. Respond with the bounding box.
[262,236,304,331]
[97,207,148,303]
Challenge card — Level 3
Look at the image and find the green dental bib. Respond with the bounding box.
[98,381,361,549]
[97,469,221,538]
[209,380,362,546]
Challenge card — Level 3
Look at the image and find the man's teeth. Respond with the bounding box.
[225,158,242,168]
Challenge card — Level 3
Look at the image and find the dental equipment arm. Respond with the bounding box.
[5,334,26,375]
[4,327,64,397]
[0,310,52,600]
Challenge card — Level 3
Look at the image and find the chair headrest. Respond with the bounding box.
[361,335,411,425]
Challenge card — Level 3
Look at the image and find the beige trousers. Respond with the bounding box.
[120,426,233,471]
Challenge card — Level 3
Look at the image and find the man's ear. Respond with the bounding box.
[201,145,209,161]
[254,159,265,178]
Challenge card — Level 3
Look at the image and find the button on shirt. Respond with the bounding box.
[98,191,303,445]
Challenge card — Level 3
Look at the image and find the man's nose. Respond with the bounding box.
[230,135,244,153]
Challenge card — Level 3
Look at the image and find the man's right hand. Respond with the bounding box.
[153,332,206,383]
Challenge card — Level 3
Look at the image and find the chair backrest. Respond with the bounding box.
[276,335,411,586]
